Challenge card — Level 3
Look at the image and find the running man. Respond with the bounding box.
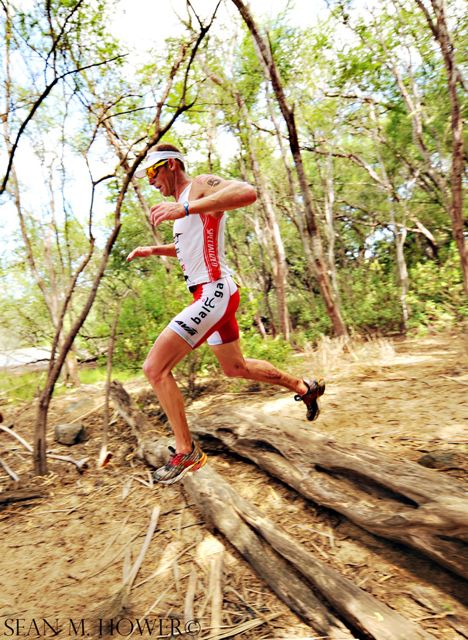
[127,143,325,484]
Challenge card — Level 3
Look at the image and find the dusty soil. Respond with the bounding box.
[0,332,467,640]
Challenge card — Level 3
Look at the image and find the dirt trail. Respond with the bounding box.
[0,332,467,639]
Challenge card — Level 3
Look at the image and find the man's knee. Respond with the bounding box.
[143,358,169,384]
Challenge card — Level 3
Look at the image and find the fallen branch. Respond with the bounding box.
[110,382,468,579]
[45,453,89,473]
[152,438,433,640]
[92,506,160,620]
[0,488,47,505]
[184,564,198,624]
[110,383,435,640]
[126,505,161,588]
[0,455,20,482]
[0,424,88,472]
[193,408,468,580]
[0,424,33,451]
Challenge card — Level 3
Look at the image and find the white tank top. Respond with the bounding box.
[173,183,231,287]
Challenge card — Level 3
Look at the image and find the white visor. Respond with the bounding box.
[135,150,186,178]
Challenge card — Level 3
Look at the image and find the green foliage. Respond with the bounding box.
[240,332,293,368]
[235,30,265,109]
[0,370,48,403]
[0,366,138,403]
[341,260,403,334]
[407,244,467,331]
[237,286,294,365]
[114,271,189,365]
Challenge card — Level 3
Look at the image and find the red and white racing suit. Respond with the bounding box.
[168,184,240,348]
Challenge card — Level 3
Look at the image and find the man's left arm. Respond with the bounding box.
[149,175,256,226]
[188,175,257,216]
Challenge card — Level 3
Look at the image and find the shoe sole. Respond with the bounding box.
[158,453,208,485]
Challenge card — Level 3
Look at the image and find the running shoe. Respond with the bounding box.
[153,441,207,485]
[294,378,326,421]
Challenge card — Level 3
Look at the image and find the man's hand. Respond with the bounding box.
[126,246,155,262]
[150,202,185,226]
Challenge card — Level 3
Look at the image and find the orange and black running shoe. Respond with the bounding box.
[153,442,207,485]
[294,379,326,421]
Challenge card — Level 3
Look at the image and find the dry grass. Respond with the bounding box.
[300,335,397,381]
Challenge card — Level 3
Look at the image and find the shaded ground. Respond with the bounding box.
[0,332,467,639]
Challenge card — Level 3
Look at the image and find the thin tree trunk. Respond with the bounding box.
[413,0,467,294]
[265,89,319,299]
[252,216,278,337]
[323,153,341,303]
[231,0,347,336]
[44,211,81,386]
[235,93,291,340]
[207,104,216,173]
[226,233,268,339]
[232,157,271,338]
[368,103,410,331]
[33,224,120,474]
[265,86,296,197]
[392,213,409,332]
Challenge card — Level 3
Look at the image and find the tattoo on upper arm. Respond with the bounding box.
[206,177,221,187]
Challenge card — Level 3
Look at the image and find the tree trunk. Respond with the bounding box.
[225,227,268,338]
[252,215,278,336]
[413,0,467,294]
[368,102,410,331]
[34,394,51,475]
[393,218,409,332]
[235,156,277,337]
[44,223,81,386]
[265,85,296,197]
[63,347,81,387]
[235,92,291,340]
[323,153,341,303]
[231,0,347,336]
[268,92,319,302]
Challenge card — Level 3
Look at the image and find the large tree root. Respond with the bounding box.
[191,408,468,580]
[110,382,436,640]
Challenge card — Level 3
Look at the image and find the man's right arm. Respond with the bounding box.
[126,244,176,262]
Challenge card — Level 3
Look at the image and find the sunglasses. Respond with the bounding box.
[146,160,168,180]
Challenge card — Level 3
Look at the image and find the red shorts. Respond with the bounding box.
[168,276,240,349]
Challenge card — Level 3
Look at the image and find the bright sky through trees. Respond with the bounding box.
[111,0,327,58]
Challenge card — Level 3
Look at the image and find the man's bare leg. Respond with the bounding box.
[210,339,309,395]
[143,327,193,453]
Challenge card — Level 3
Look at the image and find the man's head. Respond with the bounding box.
[135,143,186,197]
